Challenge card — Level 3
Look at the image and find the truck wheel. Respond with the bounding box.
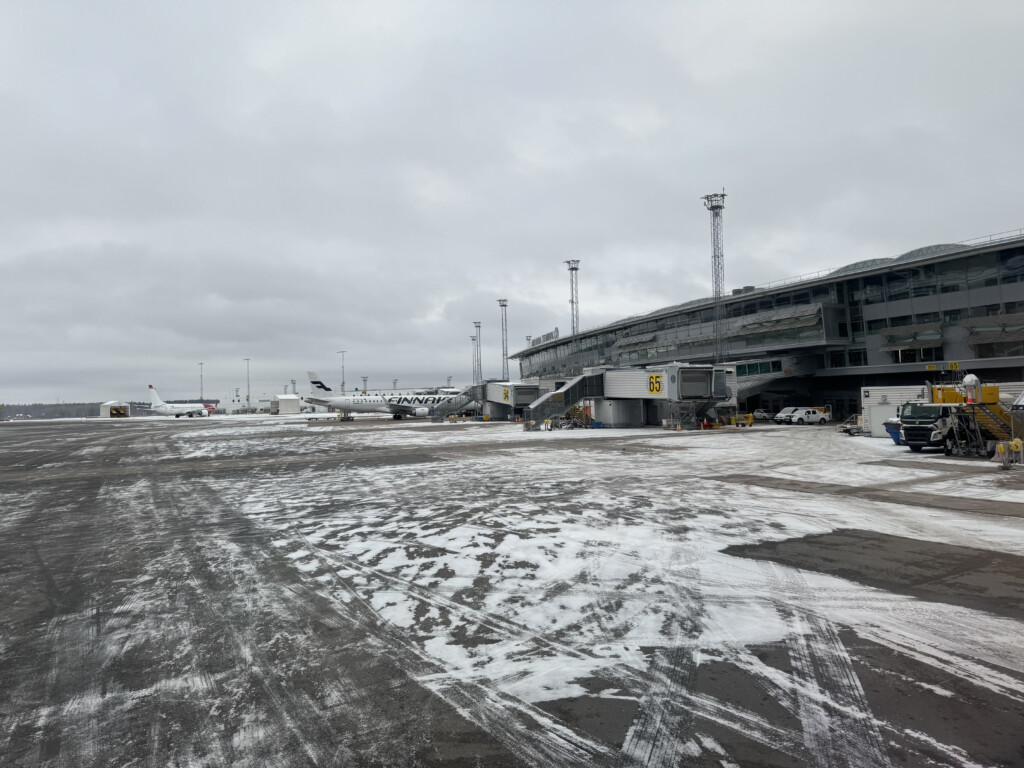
[909,445,923,453]
[796,418,804,424]
[818,418,826,425]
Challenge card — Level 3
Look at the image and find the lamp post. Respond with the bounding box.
[244,358,251,413]
[337,350,346,394]
[198,362,204,400]
[361,376,368,393]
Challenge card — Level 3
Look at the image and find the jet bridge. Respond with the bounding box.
[481,382,540,421]
[523,363,735,430]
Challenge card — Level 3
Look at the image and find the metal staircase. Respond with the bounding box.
[946,411,990,457]
[523,373,604,430]
[430,384,485,422]
[964,402,1012,441]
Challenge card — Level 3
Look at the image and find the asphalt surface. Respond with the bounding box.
[1,417,1023,767]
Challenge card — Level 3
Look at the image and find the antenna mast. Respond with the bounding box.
[702,191,727,363]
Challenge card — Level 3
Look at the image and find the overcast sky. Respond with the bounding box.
[2,2,1022,404]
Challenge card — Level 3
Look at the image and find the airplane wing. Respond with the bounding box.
[302,395,333,408]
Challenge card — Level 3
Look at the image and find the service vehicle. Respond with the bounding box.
[773,407,799,424]
[788,408,830,425]
[899,401,956,452]
[752,409,773,421]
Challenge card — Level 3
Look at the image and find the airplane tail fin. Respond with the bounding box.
[148,385,165,406]
[307,372,333,393]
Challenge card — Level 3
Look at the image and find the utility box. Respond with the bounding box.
[271,394,302,415]
[861,385,929,437]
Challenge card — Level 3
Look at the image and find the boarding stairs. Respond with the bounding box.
[430,384,485,422]
[523,373,604,430]
[962,403,1012,442]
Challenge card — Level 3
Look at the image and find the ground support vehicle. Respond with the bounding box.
[900,402,959,453]
[789,408,830,425]
[900,376,1012,456]
[773,407,799,424]
[752,409,773,421]
[837,415,864,436]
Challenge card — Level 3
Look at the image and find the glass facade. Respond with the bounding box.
[515,238,1024,380]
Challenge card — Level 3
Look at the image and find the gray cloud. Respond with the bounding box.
[2,1,1022,403]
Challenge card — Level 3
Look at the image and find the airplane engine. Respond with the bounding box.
[414,407,430,418]
[198,409,209,417]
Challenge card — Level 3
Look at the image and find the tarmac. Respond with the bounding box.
[1,416,1022,767]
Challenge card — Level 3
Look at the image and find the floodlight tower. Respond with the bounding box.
[244,358,251,413]
[473,321,482,383]
[198,362,204,399]
[702,191,727,363]
[336,350,346,394]
[498,299,509,381]
[470,335,478,384]
[565,260,580,337]
[361,376,368,393]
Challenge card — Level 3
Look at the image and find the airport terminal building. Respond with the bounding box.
[512,231,1024,421]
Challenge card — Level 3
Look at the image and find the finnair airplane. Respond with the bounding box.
[304,372,460,419]
[145,385,215,418]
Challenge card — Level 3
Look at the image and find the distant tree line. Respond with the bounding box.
[1,400,221,420]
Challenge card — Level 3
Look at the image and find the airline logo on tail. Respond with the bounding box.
[309,374,333,392]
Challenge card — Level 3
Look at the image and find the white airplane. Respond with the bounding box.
[145,385,215,418]
[303,372,461,419]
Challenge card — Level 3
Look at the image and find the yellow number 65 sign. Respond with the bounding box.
[648,374,662,394]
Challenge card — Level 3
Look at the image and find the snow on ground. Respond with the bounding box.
[7,415,1024,766]
[188,421,1024,763]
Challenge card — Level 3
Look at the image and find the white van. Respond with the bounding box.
[773,407,799,424]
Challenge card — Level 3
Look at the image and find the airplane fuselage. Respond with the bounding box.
[153,402,214,417]
[148,385,214,417]
[304,373,460,418]
[310,393,456,417]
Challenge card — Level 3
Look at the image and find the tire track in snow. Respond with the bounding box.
[616,548,707,768]
[276,526,622,766]
[753,560,892,767]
